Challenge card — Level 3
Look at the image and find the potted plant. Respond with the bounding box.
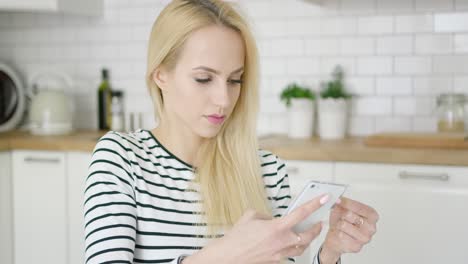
[280,83,316,138]
[318,65,352,140]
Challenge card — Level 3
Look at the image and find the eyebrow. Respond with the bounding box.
[192,66,244,75]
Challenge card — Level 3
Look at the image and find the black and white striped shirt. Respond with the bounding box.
[84,129,322,263]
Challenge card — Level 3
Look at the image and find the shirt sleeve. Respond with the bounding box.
[269,155,292,219]
[312,246,342,264]
[84,132,137,264]
[84,132,188,264]
[263,154,295,263]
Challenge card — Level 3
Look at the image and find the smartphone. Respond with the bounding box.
[285,180,348,233]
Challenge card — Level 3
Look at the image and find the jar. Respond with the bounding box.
[110,90,125,131]
[436,93,466,133]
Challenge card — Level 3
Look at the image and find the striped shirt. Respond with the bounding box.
[84,129,323,264]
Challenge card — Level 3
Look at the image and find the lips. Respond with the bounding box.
[208,114,224,118]
[205,114,226,125]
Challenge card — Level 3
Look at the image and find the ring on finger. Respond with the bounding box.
[353,216,364,227]
[295,233,302,249]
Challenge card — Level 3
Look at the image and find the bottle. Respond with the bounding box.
[111,90,125,131]
[97,68,112,130]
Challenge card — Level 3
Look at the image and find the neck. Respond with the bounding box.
[151,116,205,168]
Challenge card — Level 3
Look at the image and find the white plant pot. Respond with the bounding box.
[287,98,315,138]
[318,98,349,140]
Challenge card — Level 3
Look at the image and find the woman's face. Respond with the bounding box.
[155,25,245,139]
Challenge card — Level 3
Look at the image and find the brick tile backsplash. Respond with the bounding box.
[375,117,412,132]
[454,34,468,52]
[435,12,468,32]
[376,36,413,55]
[376,77,412,95]
[395,14,434,33]
[357,16,394,35]
[414,34,453,54]
[433,55,468,73]
[0,0,467,135]
[394,56,432,75]
[357,56,393,75]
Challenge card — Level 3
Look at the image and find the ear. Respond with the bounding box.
[152,66,169,91]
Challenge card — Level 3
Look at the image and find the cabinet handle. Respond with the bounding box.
[287,167,299,174]
[398,171,450,182]
[24,157,61,163]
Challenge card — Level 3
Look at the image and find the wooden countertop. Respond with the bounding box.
[0,130,467,166]
[259,135,468,166]
[0,129,107,152]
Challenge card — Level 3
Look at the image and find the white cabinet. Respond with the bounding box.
[285,160,334,264]
[0,0,102,16]
[334,162,468,264]
[7,150,91,264]
[12,150,67,264]
[67,152,91,264]
[0,152,13,264]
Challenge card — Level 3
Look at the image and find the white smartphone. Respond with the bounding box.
[285,180,348,233]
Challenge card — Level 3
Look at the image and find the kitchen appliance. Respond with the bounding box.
[0,63,26,132]
[28,71,74,135]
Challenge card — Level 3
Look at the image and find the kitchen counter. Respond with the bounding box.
[260,135,468,166]
[0,129,107,152]
[0,130,467,166]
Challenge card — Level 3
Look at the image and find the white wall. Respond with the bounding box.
[0,0,467,136]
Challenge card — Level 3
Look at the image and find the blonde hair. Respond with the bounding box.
[146,0,272,237]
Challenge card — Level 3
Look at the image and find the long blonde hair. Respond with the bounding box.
[146,0,272,237]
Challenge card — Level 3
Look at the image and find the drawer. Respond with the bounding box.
[335,162,468,187]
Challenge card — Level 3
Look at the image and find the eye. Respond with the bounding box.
[195,78,211,84]
[229,79,243,85]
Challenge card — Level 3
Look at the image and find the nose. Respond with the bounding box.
[212,82,231,110]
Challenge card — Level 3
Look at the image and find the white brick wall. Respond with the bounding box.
[0,0,467,136]
[376,36,413,55]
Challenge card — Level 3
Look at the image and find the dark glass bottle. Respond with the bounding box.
[98,68,112,130]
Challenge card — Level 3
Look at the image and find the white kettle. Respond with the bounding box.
[28,71,74,135]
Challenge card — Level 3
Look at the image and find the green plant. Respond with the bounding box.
[320,65,352,99]
[280,83,316,107]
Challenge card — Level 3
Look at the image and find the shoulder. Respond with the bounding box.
[258,149,288,187]
[91,130,147,172]
[93,130,150,156]
[258,149,286,173]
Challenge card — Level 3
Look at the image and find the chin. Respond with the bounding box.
[196,127,222,139]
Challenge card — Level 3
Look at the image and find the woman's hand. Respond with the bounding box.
[184,193,331,264]
[319,197,380,264]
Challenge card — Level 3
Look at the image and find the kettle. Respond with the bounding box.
[28,71,74,135]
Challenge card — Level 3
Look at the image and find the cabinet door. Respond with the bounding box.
[284,160,334,264]
[67,152,91,264]
[0,152,13,264]
[12,150,67,264]
[334,162,468,264]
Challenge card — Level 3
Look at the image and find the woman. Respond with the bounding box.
[83,0,379,263]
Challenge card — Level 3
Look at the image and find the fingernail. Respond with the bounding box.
[320,194,330,205]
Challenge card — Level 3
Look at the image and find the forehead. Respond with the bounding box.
[176,25,245,72]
